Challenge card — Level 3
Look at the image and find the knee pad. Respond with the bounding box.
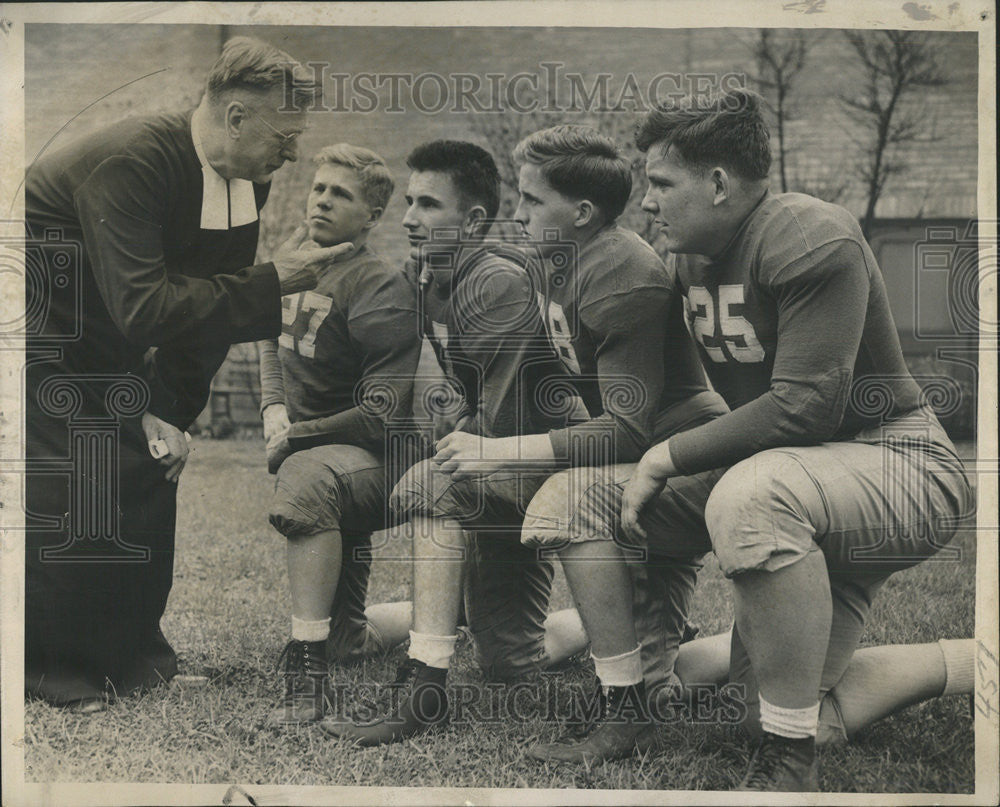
[389,459,450,520]
[705,452,821,577]
[268,452,344,538]
[522,467,622,549]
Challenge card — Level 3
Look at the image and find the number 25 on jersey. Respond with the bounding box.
[684,284,765,363]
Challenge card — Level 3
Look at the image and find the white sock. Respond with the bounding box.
[291,615,330,643]
[759,693,820,739]
[939,638,976,697]
[591,645,643,688]
[408,630,458,670]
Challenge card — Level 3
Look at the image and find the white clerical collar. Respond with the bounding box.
[190,112,259,230]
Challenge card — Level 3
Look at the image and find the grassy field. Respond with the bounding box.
[23,438,975,793]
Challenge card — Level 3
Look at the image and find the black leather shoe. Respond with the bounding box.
[266,639,329,726]
[736,731,819,791]
[526,681,659,764]
[319,658,449,746]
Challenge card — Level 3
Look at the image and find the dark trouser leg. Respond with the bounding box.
[26,433,178,704]
[465,530,554,681]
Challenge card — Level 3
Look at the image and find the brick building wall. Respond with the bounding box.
[25,25,979,246]
[24,25,980,434]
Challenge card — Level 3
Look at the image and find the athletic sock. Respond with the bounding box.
[759,693,820,739]
[291,615,331,643]
[939,638,976,697]
[592,645,643,689]
[408,630,458,670]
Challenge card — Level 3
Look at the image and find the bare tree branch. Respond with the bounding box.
[838,30,947,237]
[744,29,816,192]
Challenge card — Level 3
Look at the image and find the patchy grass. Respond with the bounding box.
[23,438,976,793]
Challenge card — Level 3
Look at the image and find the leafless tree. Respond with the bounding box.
[787,154,852,205]
[839,30,947,238]
[747,29,814,193]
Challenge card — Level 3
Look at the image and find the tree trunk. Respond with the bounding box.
[777,84,788,193]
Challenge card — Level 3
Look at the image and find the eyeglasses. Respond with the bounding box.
[245,106,305,148]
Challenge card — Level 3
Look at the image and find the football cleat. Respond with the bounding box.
[526,680,659,764]
[681,621,700,643]
[319,658,449,746]
[266,639,329,726]
[736,731,819,791]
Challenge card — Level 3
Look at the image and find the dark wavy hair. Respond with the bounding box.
[635,87,771,181]
[406,140,501,220]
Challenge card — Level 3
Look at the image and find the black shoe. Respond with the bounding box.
[681,621,700,644]
[319,658,449,746]
[526,681,659,764]
[737,731,819,791]
[266,639,329,726]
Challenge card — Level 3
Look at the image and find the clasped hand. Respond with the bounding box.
[620,441,677,542]
[433,432,516,480]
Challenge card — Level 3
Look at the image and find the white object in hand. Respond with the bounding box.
[149,439,169,459]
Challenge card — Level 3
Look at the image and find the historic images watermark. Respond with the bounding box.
[1,221,154,562]
[281,64,748,115]
[277,676,750,728]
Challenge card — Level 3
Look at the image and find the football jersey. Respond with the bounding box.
[667,191,925,475]
[259,244,422,454]
[420,244,572,439]
[540,226,716,467]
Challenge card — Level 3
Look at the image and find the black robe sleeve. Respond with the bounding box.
[73,153,281,427]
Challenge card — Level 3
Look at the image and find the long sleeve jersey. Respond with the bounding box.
[667,191,925,475]
[258,245,421,455]
[541,226,717,467]
[25,111,280,432]
[420,245,573,439]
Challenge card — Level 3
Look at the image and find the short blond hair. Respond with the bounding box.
[513,125,632,222]
[313,143,395,211]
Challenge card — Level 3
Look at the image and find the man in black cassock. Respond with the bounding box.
[24,36,350,709]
